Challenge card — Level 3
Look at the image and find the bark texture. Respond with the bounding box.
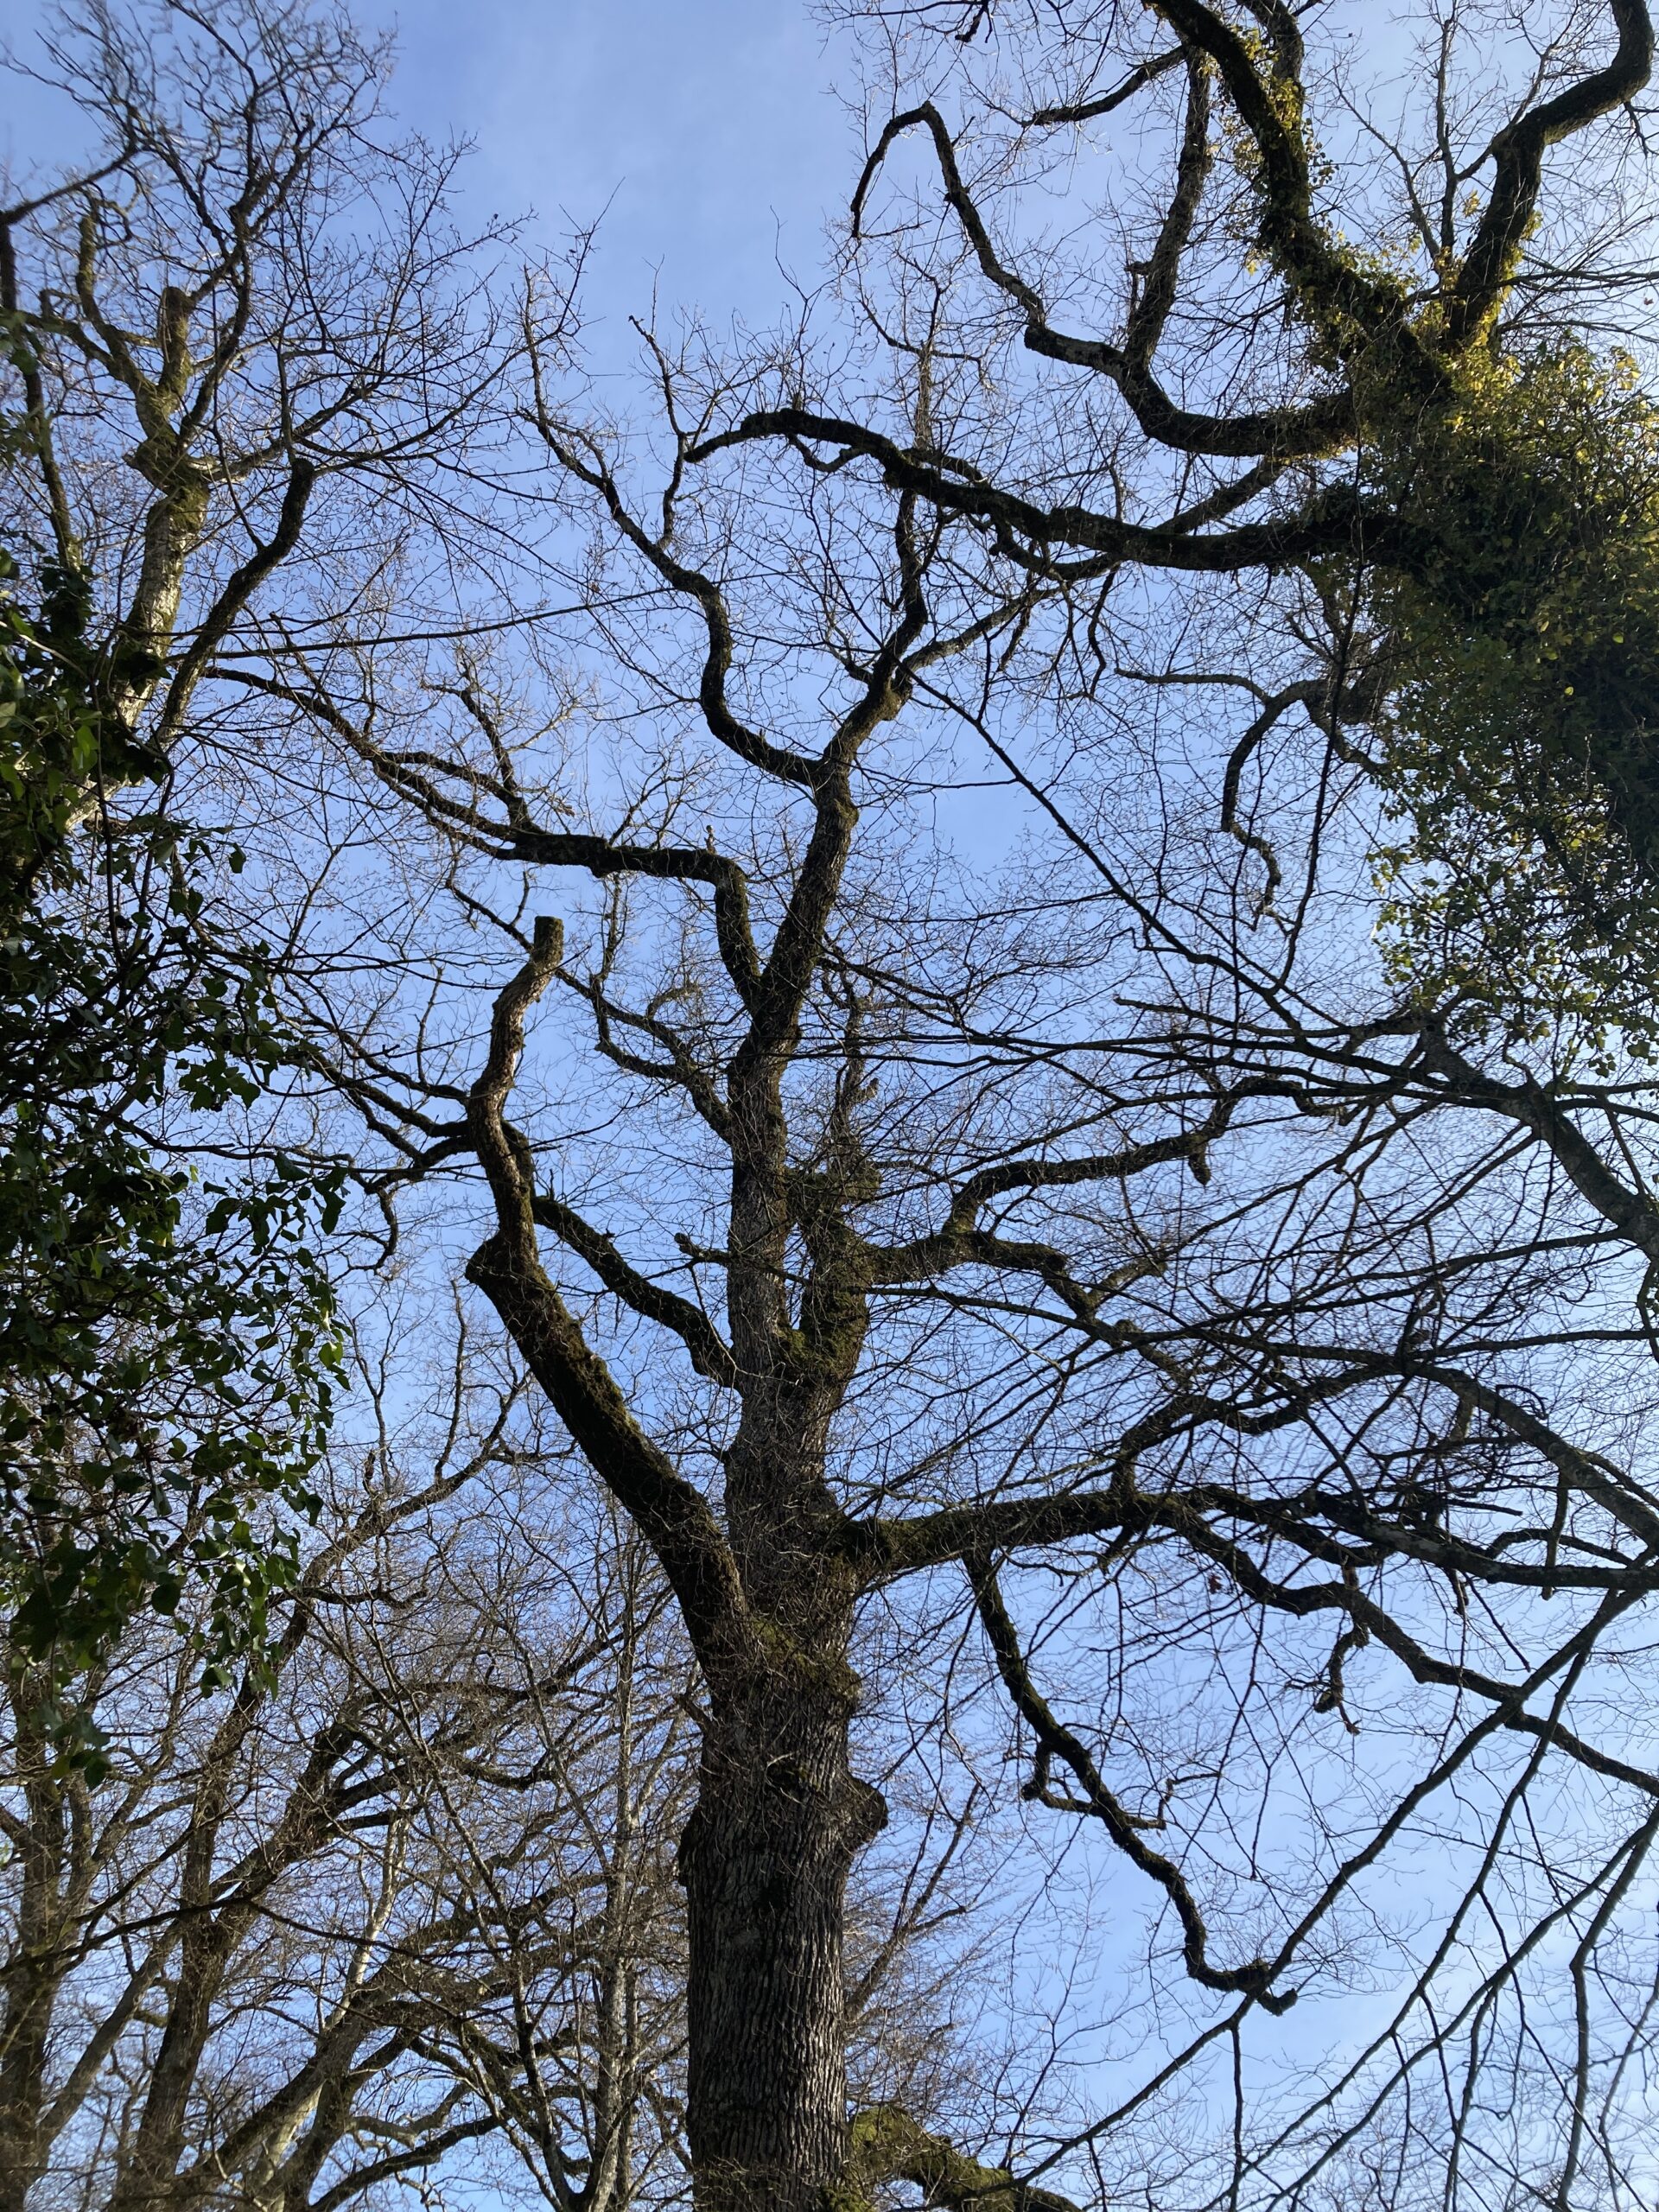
[681,1669,886,2212]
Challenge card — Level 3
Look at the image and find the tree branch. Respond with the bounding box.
[463,918,751,1672]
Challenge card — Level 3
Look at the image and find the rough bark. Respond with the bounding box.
[681,1649,885,2212]
[834,2104,1080,2211]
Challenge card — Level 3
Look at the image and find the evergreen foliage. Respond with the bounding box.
[1369,342,1659,1048]
[0,561,343,1751]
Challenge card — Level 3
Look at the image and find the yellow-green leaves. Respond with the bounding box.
[1363,340,1659,1053]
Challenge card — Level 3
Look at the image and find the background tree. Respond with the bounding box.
[0,0,512,1694]
[0,0,511,827]
[3,1319,697,2212]
[1,1293,981,2212]
[0,557,344,1721]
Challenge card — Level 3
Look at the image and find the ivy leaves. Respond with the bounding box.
[0,560,345,1761]
[1360,342,1659,1056]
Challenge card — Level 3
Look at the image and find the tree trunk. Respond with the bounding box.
[679,1665,885,2212]
[0,1692,68,2212]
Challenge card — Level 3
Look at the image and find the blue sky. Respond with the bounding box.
[2,1,863,347]
[380,0,858,339]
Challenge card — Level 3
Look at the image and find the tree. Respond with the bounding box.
[0,1319,698,2212]
[19,4,1659,2210]
[2,1293,975,2212]
[290,5,1659,2205]
[0,0,512,831]
[806,0,1659,1036]
[0,0,510,1696]
[0,558,344,1719]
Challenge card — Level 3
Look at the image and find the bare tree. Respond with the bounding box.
[254,6,1659,2206]
[0,0,512,858]
[2,1312,698,2212]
